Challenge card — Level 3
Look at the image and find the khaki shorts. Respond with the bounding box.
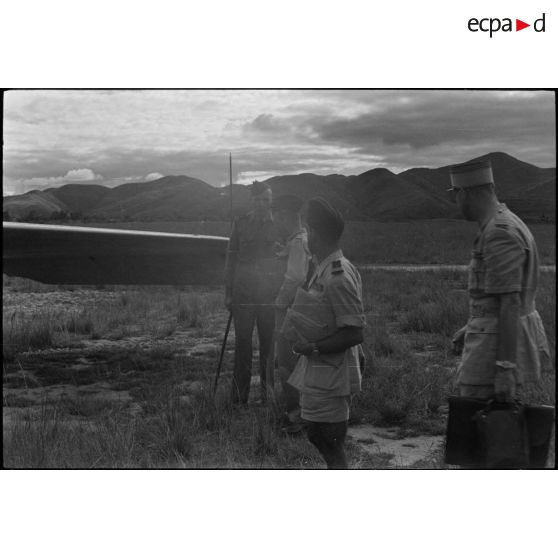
[300,393,350,423]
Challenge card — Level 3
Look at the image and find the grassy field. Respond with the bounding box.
[3,265,555,468]
[76,220,557,265]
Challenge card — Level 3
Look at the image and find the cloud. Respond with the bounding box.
[2,90,555,196]
[306,91,555,159]
[243,113,291,135]
[144,172,164,181]
[7,168,104,194]
[64,168,101,182]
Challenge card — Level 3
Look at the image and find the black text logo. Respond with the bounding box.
[468,13,546,37]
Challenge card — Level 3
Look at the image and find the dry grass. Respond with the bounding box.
[354,269,555,428]
[3,311,57,360]
[3,264,555,468]
[3,283,224,362]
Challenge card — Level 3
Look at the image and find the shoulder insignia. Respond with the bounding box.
[332,260,344,275]
[332,260,344,274]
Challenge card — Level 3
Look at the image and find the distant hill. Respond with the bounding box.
[45,183,110,214]
[91,176,222,220]
[3,152,555,223]
[264,173,367,219]
[343,168,457,220]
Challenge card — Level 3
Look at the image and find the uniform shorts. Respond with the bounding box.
[300,393,350,423]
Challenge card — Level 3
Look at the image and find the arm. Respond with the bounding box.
[294,268,365,355]
[451,325,468,355]
[275,237,310,309]
[293,326,363,356]
[482,225,525,402]
[224,220,239,309]
[494,292,521,402]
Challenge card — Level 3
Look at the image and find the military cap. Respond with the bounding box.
[305,197,344,241]
[272,194,304,214]
[250,181,272,196]
[449,160,494,190]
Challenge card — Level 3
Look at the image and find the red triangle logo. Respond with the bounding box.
[516,19,530,31]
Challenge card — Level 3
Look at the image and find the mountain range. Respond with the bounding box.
[3,152,556,223]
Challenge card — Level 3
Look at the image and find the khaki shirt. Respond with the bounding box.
[274,228,311,309]
[288,249,366,397]
[458,204,550,387]
[224,212,283,304]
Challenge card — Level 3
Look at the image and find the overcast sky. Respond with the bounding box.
[3,89,555,196]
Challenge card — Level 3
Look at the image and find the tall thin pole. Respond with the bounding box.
[229,152,233,229]
[214,153,234,398]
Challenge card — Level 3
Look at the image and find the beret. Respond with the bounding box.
[305,197,344,239]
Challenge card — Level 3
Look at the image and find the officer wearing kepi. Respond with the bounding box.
[449,160,551,402]
[224,181,283,406]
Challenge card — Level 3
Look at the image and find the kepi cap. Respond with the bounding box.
[449,160,494,190]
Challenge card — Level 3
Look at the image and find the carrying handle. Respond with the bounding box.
[481,398,524,414]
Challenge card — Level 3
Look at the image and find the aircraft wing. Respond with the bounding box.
[2,222,229,285]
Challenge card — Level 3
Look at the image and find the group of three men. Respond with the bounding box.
[223,160,550,469]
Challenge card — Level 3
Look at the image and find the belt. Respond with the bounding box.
[469,297,499,318]
[469,298,536,318]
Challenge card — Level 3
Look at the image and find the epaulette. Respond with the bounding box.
[331,260,344,274]
[493,206,511,230]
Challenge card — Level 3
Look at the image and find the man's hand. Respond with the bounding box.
[224,294,232,312]
[293,341,314,356]
[494,366,516,403]
[451,325,467,356]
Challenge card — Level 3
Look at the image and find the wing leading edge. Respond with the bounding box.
[2,222,229,285]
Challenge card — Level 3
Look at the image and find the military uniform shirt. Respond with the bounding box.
[224,212,283,304]
[458,204,550,387]
[288,249,366,407]
[274,228,311,309]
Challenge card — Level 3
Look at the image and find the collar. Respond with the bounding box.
[308,249,343,288]
[480,203,506,230]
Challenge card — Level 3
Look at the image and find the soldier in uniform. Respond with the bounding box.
[271,194,312,432]
[287,197,366,468]
[449,160,551,402]
[224,182,283,405]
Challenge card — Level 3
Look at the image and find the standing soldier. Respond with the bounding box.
[224,182,283,406]
[449,160,551,403]
[285,197,366,468]
[272,195,312,433]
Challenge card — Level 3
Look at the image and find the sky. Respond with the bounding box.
[2,89,556,196]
